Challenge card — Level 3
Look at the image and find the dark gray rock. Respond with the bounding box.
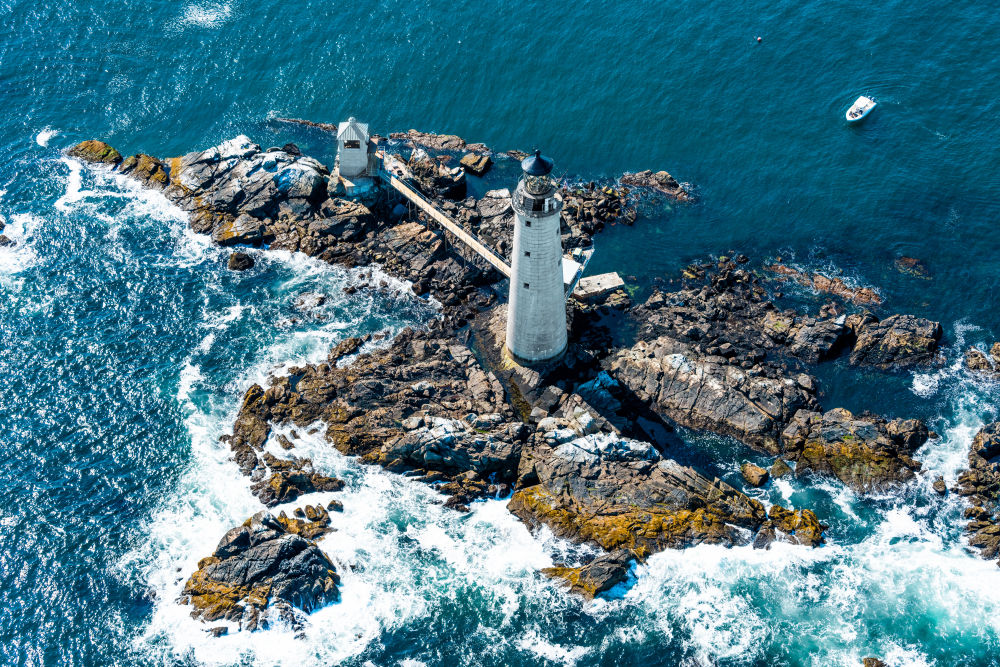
[181,511,339,631]
[542,550,632,598]
[781,408,927,492]
[228,251,255,271]
[849,314,942,368]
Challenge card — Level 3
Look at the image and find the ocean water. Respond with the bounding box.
[2,1,1000,665]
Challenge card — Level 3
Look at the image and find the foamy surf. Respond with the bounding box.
[35,127,58,147]
[175,1,233,29]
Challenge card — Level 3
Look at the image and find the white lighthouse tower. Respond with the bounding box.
[505,150,567,363]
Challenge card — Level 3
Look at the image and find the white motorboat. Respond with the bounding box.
[846,96,877,122]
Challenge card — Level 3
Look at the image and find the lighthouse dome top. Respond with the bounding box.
[521,149,554,176]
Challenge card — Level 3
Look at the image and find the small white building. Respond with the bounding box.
[505,150,568,363]
[336,117,371,178]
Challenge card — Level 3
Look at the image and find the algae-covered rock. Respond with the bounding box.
[118,153,169,189]
[741,462,769,487]
[849,313,942,368]
[957,423,1000,562]
[227,251,255,271]
[781,408,927,492]
[770,458,793,479]
[459,152,492,176]
[180,511,339,632]
[542,550,631,598]
[508,423,822,558]
[66,139,122,165]
[766,505,826,547]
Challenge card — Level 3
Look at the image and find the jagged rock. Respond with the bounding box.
[863,658,887,667]
[474,188,514,256]
[620,169,690,200]
[933,476,947,495]
[389,129,489,153]
[780,408,927,492]
[957,423,1000,562]
[894,256,931,279]
[508,425,817,558]
[611,269,842,453]
[213,213,264,247]
[770,458,793,478]
[66,140,122,165]
[542,550,631,598]
[849,314,942,368]
[0,234,14,248]
[765,264,882,306]
[118,153,169,189]
[408,150,466,200]
[228,251,255,271]
[612,334,816,454]
[180,511,339,632]
[764,505,826,547]
[277,505,334,540]
[560,184,635,248]
[965,344,1000,376]
[741,463,769,487]
[374,415,528,478]
[459,152,492,176]
[223,328,519,506]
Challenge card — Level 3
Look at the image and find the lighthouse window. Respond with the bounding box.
[524,251,530,257]
[523,282,530,289]
[524,220,531,227]
[344,139,361,149]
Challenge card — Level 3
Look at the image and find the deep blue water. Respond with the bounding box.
[2,1,1000,665]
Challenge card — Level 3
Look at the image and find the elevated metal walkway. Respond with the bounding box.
[375,148,593,290]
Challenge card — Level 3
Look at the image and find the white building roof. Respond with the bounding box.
[338,117,369,143]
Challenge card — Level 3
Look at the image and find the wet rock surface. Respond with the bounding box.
[848,313,942,368]
[181,511,340,632]
[965,343,1000,377]
[765,263,882,306]
[508,422,818,556]
[611,269,823,453]
[542,550,632,598]
[781,408,928,492]
[957,423,1000,562]
[224,328,522,508]
[620,169,690,200]
[228,251,255,271]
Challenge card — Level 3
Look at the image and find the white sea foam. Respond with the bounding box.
[178,1,233,28]
[517,632,590,666]
[134,419,564,666]
[0,212,42,275]
[35,127,58,147]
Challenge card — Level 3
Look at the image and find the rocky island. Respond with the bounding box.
[67,128,950,634]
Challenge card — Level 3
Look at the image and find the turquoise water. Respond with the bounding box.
[2,1,1000,665]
